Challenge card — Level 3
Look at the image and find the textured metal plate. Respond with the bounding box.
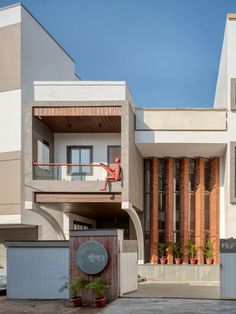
[76,240,108,275]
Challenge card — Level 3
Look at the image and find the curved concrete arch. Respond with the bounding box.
[122,202,144,264]
[31,204,66,240]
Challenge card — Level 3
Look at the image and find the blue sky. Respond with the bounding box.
[1,0,235,107]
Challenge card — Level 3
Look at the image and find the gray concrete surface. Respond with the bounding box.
[123,281,220,299]
[103,298,236,314]
[137,264,220,282]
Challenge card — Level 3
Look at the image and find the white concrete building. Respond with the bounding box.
[0,3,236,270]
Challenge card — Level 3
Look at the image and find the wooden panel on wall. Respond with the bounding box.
[34,106,121,117]
[70,234,119,304]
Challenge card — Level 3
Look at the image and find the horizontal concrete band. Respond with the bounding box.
[70,228,123,237]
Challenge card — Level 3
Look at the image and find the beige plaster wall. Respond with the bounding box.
[0,151,21,215]
[0,23,20,92]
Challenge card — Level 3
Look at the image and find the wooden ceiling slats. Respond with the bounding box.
[34,106,121,117]
[37,115,121,133]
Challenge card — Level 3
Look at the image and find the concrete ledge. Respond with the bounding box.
[138,265,220,283]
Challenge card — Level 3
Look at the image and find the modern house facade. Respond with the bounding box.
[0,3,236,269]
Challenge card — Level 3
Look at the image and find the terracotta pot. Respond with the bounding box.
[95,297,106,308]
[190,258,197,265]
[206,258,213,265]
[71,296,82,307]
[175,258,182,265]
[160,257,167,265]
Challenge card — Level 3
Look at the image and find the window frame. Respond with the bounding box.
[66,145,93,176]
[231,78,236,110]
[107,145,121,165]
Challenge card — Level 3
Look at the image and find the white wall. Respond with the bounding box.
[0,4,21,28]
[21,6,77,103]
[214,18,236,108]
[214,23,228,108]
[34,81,127,102]
[0,89,21,153]
[54,133,121,181]
[136,109,227,131]
[223,111,236,238]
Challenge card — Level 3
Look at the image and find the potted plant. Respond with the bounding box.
[86,277,109,307]
[204,239,214,265]
[185,240,197,265]
[159,242,168,264]
[59,276,84,307]
[173,242,182,265]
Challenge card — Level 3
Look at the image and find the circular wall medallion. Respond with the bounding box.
[76,240,108,275]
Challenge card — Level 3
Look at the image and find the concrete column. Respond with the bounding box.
[150,158,158,264]
[165,158,174,264]
[180,157,189,263]
[195,157,205,264]
[210,157,220,264]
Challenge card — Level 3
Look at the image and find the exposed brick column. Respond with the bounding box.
[150,158,158,264]
[195,157,205,264]
[165,158,174,264]
[210,157,220,264]
[180,157,189,263]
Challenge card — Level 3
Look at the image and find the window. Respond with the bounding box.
[231,78,236,110]
[204,159,210,238]
[144,159,151,234]
[189,159,195,241]
[73,221,92,230]
[37,139,49,169]
[108,146,121,165]
[158,159,166,242]
[67,146,93,179]
[173,159,181,243]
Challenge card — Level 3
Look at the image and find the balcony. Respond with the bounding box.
[33,162,108,182]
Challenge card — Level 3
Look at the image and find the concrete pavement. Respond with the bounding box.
[103,298,236,314]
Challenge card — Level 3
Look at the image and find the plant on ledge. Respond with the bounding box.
[158,242,168,264]
[173,242,183,265]
[86,277,109,308]
[204,239,214,265]
[185,240,197,265]
[59,276,85,307]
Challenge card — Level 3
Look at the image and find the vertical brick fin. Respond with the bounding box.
[165,158,174,264]
[210,157,220,264]
[150,158,159,264]
[180,157,190,263]
[195,158,205,264]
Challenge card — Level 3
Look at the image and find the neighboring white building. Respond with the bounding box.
[0,3,236,269]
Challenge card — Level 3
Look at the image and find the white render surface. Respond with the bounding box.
[214,18,236,108]
[34,81,127,101]
[54,133,121,181]
[0,4,21,28]
[0,89,21,153]
[0,215,21,224]
[21,6,76,103]
[136,109,227,131]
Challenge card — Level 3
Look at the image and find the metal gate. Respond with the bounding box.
[119,240,138,296]
[220,238,236,298]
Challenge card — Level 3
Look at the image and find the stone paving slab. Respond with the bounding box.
[102,298,236,314]
[123,282,220,299]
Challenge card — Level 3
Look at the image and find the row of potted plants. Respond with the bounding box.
[158,239,214,265]
[60,276,109,308]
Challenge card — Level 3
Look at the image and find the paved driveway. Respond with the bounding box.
[102,298,236,314]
